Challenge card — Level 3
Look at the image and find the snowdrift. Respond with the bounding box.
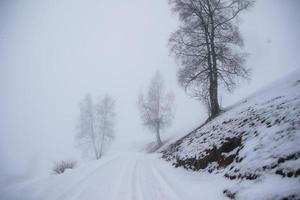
[162,71,300,199]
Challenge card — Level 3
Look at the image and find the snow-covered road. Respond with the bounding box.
[0,152,233,200]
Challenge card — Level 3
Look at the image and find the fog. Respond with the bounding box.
[0,0,299,180]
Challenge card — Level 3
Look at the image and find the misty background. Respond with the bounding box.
[0,0,299,181]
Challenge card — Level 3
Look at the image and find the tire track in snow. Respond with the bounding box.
[55,155,122,200]
[147,156,182,200]
[138,156,164,200]
[108,155,141,200]
[131,157,144,200]
[134,155,182,200]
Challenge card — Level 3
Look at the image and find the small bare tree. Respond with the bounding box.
[169,0,254,118]
[76,94,99,159]
[95,95,115,158]
[138,72,175,147]
[76,94,115,159]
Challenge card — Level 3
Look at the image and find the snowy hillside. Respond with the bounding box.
[162,71,300,199]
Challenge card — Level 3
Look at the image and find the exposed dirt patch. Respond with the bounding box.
[279,194,300,200]
[173,136,242,171]
[223,189,236,199]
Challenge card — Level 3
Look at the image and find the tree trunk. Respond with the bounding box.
[156,125,162,147]
[90,117,100,160]
[196,6,221,119]
[208,7,220,119]
[99,129,105,159]
[209,71,220,118]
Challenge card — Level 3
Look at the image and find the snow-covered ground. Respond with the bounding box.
[1,72,299,200]
[0,152,235,200]
[1,154,299,200]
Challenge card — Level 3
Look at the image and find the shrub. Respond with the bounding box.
[52,160,77,174]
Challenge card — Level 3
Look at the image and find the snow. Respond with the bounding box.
[162,70,300,198]
[163,71,300,163]
[1,72,299,200]
[234,175,300,200]
[0,152,234,200]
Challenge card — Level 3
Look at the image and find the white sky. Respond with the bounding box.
[0,0,299,178]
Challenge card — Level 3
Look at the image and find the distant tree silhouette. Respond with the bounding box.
[138,72,175,147]
[76,94,115,159]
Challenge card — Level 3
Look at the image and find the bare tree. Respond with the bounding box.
[138,71,175,147]
[95,95,115,158]
[76,94,100,159]
[76,94,115,159]
[169,0,254,118]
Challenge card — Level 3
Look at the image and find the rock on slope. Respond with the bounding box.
[162,71,300,199]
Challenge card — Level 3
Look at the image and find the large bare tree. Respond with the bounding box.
[169,0,254,118]
[138,72,175,147]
